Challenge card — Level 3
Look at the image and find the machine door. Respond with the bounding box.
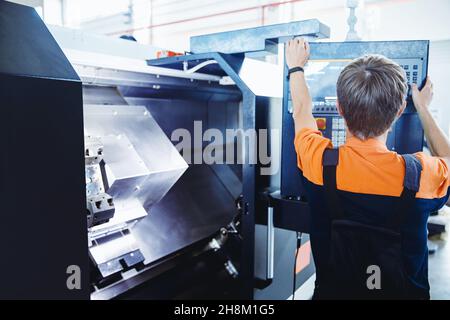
[281,40,430,198]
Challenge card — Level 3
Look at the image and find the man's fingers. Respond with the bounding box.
[294,37,304,46]
[300,38,305,48]
[305,40,310,54]
[425,76,433,88]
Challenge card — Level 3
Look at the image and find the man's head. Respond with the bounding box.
[336,54,408,139]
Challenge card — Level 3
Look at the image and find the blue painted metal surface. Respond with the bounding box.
[309,40,429,61]
[190,19,330,55]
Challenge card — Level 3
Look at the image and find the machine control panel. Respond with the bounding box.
[286,57,426,147]
[281,41,430,197]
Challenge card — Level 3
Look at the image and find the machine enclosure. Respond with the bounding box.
[0,2,89,299]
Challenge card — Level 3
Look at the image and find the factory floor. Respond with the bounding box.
[429,236,450,299]
[428,206,450,300]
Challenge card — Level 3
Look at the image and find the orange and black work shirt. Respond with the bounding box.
[295,128,450,296]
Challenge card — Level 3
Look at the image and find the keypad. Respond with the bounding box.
[331,117,346,147]
[399,59,422,86]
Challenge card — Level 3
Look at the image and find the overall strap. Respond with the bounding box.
[387,154,423,229]
[322,148,345,220]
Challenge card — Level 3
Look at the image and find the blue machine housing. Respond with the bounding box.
[190,19,330,56]
[281,40,430,199]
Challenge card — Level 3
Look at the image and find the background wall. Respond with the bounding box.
[11,0,450,132]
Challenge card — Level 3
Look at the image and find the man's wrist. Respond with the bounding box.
[287,66,305,80]
[288,64,305,70]
[415,104,429,114]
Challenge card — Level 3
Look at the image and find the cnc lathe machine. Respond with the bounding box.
[0,1,429,300]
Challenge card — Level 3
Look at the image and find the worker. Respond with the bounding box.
[286,38,450,299]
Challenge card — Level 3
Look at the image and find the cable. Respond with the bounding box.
[292,232,303,300]
[182,60,218,74]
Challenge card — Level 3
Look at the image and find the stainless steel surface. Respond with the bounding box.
[84,104,188,220]
[267,206,274,280]
[84,104,189,278]
[89,227,144,278]
[90,229,140,266]
[90,199,147,234]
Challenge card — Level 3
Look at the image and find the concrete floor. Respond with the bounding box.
[428,206,450,300]
[429,236,450,300]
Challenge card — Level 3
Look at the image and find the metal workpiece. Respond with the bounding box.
[86,194,115,228]
[85,136,116,228]
[190,19,330,56]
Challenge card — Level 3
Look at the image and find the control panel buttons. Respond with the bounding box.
[315,117,327,130]
[399,60,422,88]
[331,117,346,147]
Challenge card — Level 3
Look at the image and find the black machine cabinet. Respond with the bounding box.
[0,2,88,298]
[281,40,430,199]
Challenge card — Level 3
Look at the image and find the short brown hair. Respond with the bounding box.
[336,54,407,139]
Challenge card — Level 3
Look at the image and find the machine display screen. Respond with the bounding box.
[305,59,350,102]
[288,59,351,114]
[287,59,352,146]
[287,58,423,147]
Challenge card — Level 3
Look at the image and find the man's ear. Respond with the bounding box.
[397,100,407,118]
[336,100,343,116]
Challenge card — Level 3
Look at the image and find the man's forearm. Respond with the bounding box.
[417,107,450,158]
[289,71,317,134]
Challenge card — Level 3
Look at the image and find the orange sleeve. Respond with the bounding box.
[294,128,332,185]
[415,152,450,199]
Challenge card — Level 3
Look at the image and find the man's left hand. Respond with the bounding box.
[285,37,310,69]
